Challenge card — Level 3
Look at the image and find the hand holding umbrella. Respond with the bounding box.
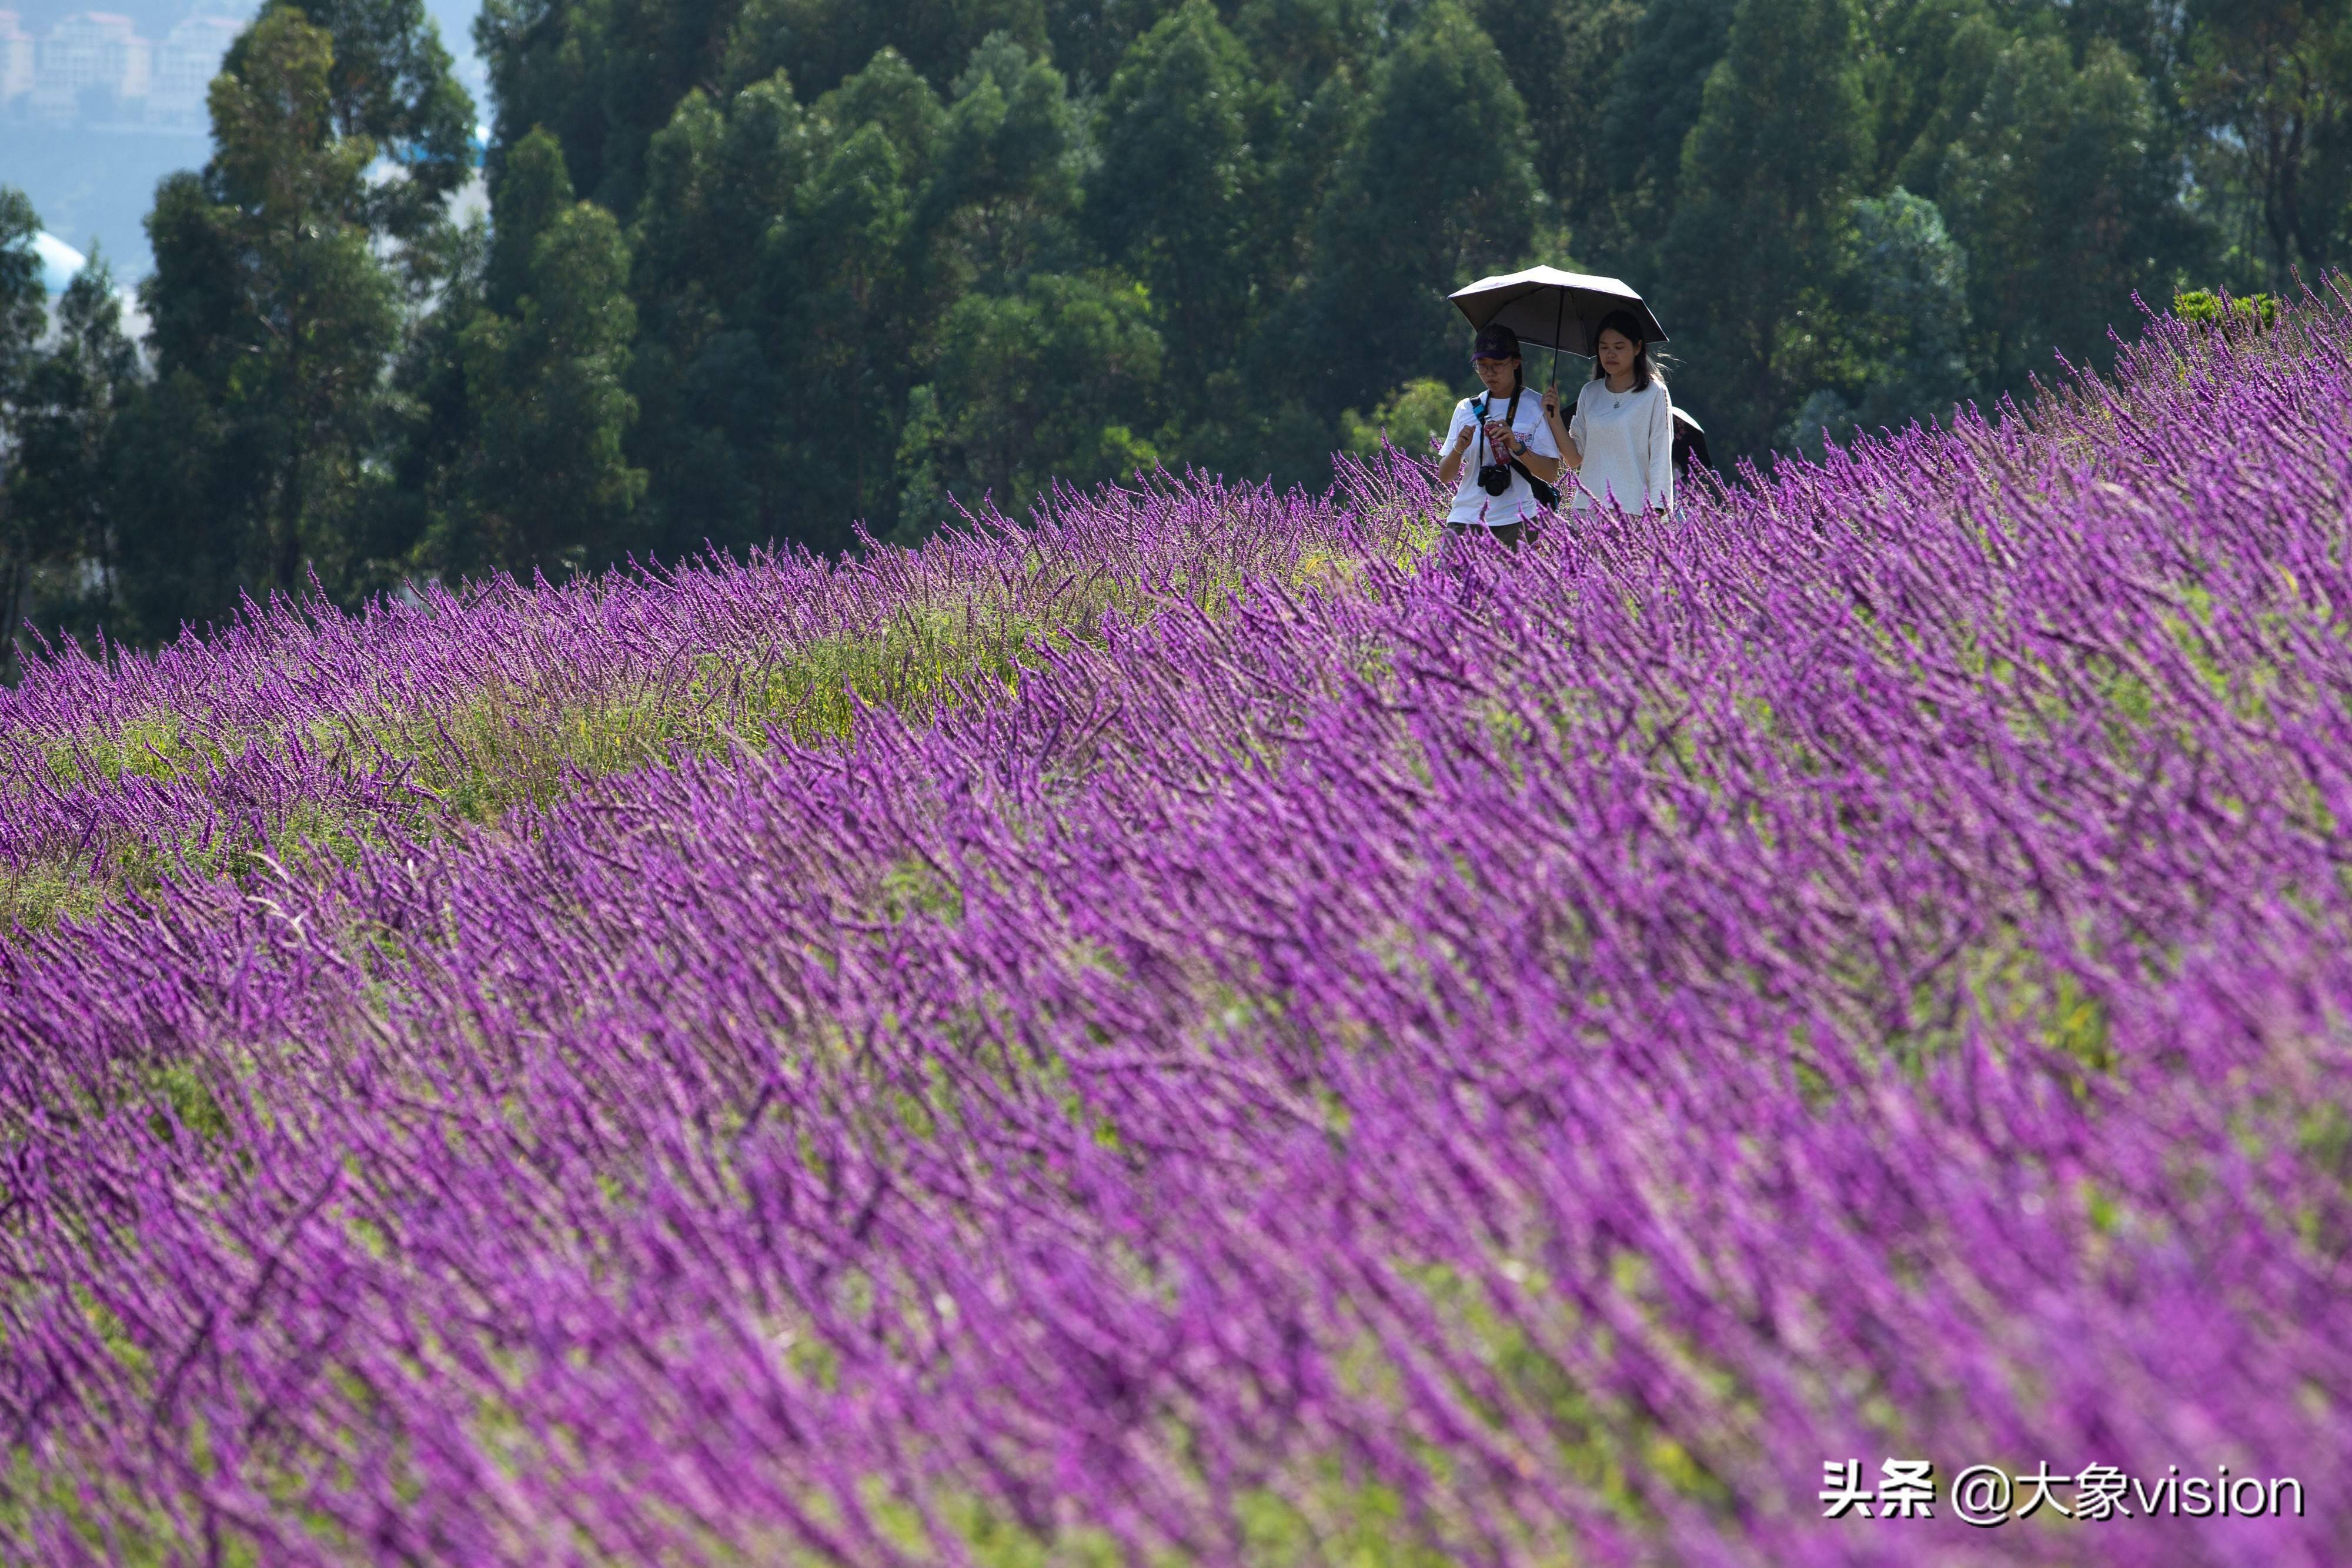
[1539,383,1581,476]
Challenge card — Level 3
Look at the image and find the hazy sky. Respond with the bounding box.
[4,0,487,279]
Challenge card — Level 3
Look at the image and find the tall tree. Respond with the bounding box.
[130,8,402,606]
[1588,0,1738,273]
[923,32,1085,294]
[749,0,1052,100]
[1511,0,1645,246]
[1088,2,1257,406]
[4,256,141,664]
[452,129,644,578]
[0,189,57,673]
[1232,0,1371,286]
[1783,189,1974,454]
[754,51,946,546]
[477,0,744,215]
[376,218,490,586]
[0,190,39,396]
[1932,35,2202,392]
[276,0,477,245]
[1295,1,1540,419]
[1661,0,1870,457]
[893,272,1161,540]
[626,74,813,552]
[1045,0,1192,92]
[1863,0,2000,191]
[2063,0,2194,96]
[2181,0,2352,283]
[1231,0,1376,93]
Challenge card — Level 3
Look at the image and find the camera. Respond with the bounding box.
[1470,390,1521,495]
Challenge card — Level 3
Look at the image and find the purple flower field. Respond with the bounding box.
[2,301,2349,1564]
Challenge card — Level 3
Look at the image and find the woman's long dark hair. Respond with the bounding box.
[1590,309,1660,392]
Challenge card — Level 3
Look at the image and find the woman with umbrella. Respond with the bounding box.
[1447,270,1676,520]
[1541,309,1674,517]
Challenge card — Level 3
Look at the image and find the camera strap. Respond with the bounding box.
[1472,385,1559,510]
[1470,385,1524,470]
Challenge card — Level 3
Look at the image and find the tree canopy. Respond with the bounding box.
[2,0,2337,665]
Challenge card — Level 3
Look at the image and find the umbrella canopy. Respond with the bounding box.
[1449,267,1668,365]
[1670,404,1711,473]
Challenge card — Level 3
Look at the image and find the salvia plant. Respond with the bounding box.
[0,292,2348,1564]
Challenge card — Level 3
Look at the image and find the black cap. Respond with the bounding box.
[1472,323,1521,360]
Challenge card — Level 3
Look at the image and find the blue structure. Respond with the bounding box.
[35,230,86,294]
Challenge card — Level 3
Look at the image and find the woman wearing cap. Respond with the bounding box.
[1540,309,1673,516]
[1434,323,1562,546]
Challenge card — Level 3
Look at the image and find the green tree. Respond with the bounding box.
[924,32,1084,293]
[0,189,58,673]
[729,0,1051,101]
[1089,2,1257,403]
[2062,0,2194,92]
[1295,1,1540,420]
[128,8,402,613]
[754,51,946,546]
[375,217,489,584]
[1232,0,1377,94]
[488,123,589,314]
[1338,375,1458,461]
[893,271,1161,540]
[1661,0,1870,457]
[626,75,813,552]
[2181,0,2352,283]
[1783,189,1974,456]
[1931,35,2202,392]
[1509,0,1644,248]
[0,190,39,392]
[4,257,142,665]
[1864,0,2002,191]
[455,132,644,577]
[1232,1,1371,291]
[632,76,811,333]
[476,0,747,214]
[1045,0,1197,92]
[1589,0,1736,272]
[273,0,477,245]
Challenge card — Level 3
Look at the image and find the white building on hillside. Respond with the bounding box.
[29,12,151,122]
[146,14,237,126]
[0,11,35,113]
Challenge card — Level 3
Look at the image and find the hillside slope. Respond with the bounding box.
[2,296,2349,1562]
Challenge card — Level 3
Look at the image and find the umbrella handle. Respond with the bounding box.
[1549,291,1568,390]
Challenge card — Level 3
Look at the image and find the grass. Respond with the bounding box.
[0,579,1132,940]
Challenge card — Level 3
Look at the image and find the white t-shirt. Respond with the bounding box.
[1567,378,1673,514]
[1444,387,1562,527]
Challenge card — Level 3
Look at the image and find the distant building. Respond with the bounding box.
[29,12,151,122]
[146,14,236,127]
[0,11,34,113]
